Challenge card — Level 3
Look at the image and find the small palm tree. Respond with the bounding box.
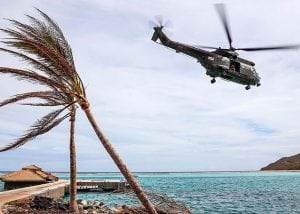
[0,84,80,212]
[0,9,157,214]
[69,105,79,213]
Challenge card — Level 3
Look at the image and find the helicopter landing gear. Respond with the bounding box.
[245,85,251,90]
[257,83,261,87]
[211,78,216,84]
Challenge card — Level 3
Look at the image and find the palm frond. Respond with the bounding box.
[0,9,87,151]
[0,112,70,152]
[0,67,70,94]
[2,37,75,79]
[0,91,67,107]
[0,9,86,100]
[0,47,70,86]
[20,101,65,107]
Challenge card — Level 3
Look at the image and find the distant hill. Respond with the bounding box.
[261,153,300,170]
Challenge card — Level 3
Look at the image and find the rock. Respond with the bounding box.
[32,196,54,209]
[83,204,92,210]
[80,200,88,206]
[57,202,68,210]
[1,208,8,214]
[93,201,101,206]
[122,204,128,209]
[6,206,16,213]
[78,204,84,210]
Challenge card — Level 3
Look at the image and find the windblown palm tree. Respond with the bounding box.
[69,105,79,213]
[0,72,80,212]
[0,88,79,212]
[0,9,157,214]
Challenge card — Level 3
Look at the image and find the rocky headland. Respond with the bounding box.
[261,153,300,170]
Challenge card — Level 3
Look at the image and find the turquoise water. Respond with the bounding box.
[2,172,300,213]
[60,172,300,213]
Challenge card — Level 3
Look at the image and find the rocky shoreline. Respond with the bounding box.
[1,196,149,214]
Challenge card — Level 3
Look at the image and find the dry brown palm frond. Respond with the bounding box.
[34,8,73,56]
[0,47,70,86]
[3,15,76,75]
[20,101,65,106]
[0,67,72,95]
[0,8,86,99]
[4,16,73,64]
[2,37,75,81]
[116,190,191,214]
[1,28,76,87]
[25,14,73,63]
[0,91,69,107]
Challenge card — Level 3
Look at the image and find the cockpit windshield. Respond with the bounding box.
[251,66,260,79]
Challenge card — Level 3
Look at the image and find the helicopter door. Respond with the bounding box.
[229,60,240,73]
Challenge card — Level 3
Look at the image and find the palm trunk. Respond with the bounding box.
[82,106,157,214]
[69,105,79,213]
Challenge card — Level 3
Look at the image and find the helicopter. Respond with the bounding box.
[151,4,300,90]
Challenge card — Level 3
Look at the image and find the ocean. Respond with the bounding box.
[1,171,300,213]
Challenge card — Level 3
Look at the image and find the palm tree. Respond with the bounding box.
[0,88,80,212]
[69,105,79,213]
[0,9,157,214]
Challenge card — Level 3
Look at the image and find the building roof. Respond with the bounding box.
[22,165,42,171]
[0,165,58,183]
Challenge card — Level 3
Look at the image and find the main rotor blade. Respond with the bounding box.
[155,15,164,26]
[149,15,173,28]
[215,3,233,49]
[235,44,300,51]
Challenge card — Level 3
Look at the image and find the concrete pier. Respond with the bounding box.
[76,180,128,192]
[0,179,128,213]
[0,180,68,214]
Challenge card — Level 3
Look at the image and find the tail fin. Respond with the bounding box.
[151,27,169,43]
[151,31,159,42]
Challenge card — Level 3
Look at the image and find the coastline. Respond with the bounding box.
[2,170,300,174]
[2,171,300,213]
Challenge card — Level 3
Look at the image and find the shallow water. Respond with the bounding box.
[1,171,300,213]
[60,172,300,213]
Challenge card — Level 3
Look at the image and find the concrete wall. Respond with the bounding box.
[37,185,66,199]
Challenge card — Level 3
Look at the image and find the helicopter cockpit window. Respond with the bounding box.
[230,60,240,73]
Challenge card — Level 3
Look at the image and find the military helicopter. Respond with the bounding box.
[151,4,300,90]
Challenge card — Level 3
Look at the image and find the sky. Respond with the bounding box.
[0,0,300,172]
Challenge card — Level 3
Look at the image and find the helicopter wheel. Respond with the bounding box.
[245,85,250,90]
[211,78,216,84]
[257,83,261,87]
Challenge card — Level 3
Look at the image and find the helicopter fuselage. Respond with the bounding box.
[152,27,261,89]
